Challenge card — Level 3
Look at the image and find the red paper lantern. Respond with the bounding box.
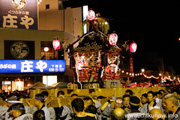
[53,39,61,50]
[109,33,118,45]
[88,10,95,21]
[130,42,137,53]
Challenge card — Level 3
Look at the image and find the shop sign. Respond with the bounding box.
[0,60,66,73]
[0,0,38,29]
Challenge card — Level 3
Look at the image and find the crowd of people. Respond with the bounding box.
[0,86,180,120]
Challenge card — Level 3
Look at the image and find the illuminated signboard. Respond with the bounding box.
[0,0,38,29]
[0,60,66,73]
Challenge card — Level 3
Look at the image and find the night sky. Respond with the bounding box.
[65,1,180,74]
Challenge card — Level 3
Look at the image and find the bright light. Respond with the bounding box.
[109,33,118,45]
[43,75,57,85]
[44,47,49,52]
[141,68,145,73]
[83,5,88,21]
[130,42,137,53]
[159,73,162,76]
[88,10,95,21]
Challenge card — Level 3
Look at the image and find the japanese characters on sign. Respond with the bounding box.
[0,60,66,73]
[0,0,38,29]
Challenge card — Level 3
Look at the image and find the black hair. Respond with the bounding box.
[97,96,106,99]
[33,110,45,120]
[35,94,45,103]
[57,91,65,96]
[141,93,147,98]
[85,105,97,114]
[71,94,78,97]
[11,103,25,116]
[147,91,155,97]
[84,96,93,103]
[125,89,133,95]
[122,94,130,100]
[71,98,84,112]
[41,91,49,97]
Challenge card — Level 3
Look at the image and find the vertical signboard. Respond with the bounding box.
[0,0,38,29]
[129,54,134,75]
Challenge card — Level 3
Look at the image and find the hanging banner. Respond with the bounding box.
[0,60,66,73]
[4,40,35,59]
[0,0,38,29]
[129,54,134,75]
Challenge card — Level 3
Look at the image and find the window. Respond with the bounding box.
[46,4,50,9]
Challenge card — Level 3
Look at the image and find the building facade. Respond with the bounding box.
[0,0,86,91]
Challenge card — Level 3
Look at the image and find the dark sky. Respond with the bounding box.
[66,1,180,74]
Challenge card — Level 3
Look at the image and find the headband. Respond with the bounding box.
[35,96,45,101]
[6,96,17,101]
[12,107,24,110]
[115,100,123,104]
[129,101,140,106]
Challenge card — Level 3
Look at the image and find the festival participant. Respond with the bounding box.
[57,91,65,98]
[110,108,126,120]
[33,110,45,120]
[139,94,148,109]
[34,94,50,120]
[98,97,123,120]
[140,91,161,113]
[122,95,131,113]
[149,108,165,120]
[71,98,96,120]
[8,103,33,120]
[164,94,180,120]
[41,91,56,120]
[125,90,134,96]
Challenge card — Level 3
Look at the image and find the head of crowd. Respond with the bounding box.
[0,86,180,120]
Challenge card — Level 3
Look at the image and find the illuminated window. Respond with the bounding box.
[43,75,57,85]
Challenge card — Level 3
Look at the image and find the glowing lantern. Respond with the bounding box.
[130,42,137,53]
[88,10,95,21]
[109,33,118,45]
[53,39,61,50]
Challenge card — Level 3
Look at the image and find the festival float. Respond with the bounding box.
[65,10,133,89]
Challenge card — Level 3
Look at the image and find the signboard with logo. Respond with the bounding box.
[4,40,34,59]
[0,60,66,73]
[0,0,38,29]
